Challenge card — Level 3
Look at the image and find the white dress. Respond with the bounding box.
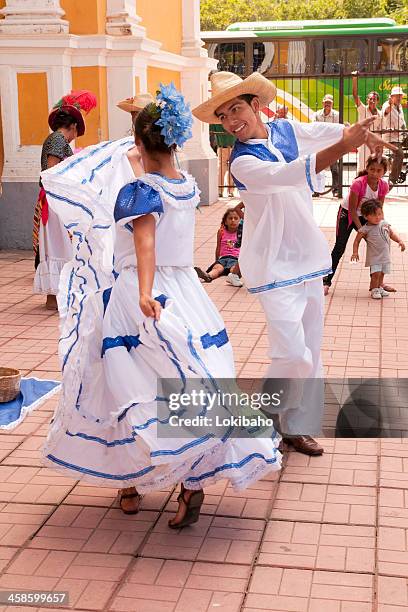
[39,139,281,491]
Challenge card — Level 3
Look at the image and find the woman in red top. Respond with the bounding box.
[195,205,243,284]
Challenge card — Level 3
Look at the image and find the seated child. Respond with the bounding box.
[351,198,405,299]
[195,204,244,287]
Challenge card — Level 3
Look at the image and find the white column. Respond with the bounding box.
[107,61,140,138]
[47,64,72,110]
[106,0,145,37]
[0,53,72,183]
[181,0,206,58]
[106,34,160,139]
[180,0,218,204]
[0,0,68,34]
[181,67,215,161]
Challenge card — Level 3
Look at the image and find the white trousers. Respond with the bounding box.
[257,278,325,435]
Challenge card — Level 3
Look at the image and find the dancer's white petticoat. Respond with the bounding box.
[40,138,281,491]
[33,206,72,295]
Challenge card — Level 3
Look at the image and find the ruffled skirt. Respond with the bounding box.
[33,206,72,295]
[43,265,281,491]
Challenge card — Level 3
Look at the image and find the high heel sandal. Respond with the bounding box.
[168,484,204,529]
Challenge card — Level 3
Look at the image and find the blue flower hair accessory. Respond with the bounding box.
[153,82,193,148]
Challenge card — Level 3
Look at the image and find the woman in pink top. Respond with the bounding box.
[323,157,390,295]
[195,206,243,284]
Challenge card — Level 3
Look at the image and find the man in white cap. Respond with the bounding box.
[381,86,406,183]
[313,94,340,197]
[193,71,395,456]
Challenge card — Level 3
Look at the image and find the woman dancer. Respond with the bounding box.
[40,84,281,527]
[33,90,97,310]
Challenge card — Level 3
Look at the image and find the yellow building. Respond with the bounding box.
[0,0,216,248]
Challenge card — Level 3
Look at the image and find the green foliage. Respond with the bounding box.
[389,0,408,23]
[200,0,278,31]
[200,0,407,30]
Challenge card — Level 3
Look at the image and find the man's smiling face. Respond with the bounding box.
[215,96,261,141]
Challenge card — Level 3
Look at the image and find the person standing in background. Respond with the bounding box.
[209,123,236,197]
[351,72,382,172]
[313,94,340,197]
[381,86,407,184]
[33,90,97,310]
[116,93,154,133]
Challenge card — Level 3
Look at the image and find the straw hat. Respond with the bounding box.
[192,71,276,124]
[117,93,154,113]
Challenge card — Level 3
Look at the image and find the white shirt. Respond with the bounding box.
[313,108,340,123]
[342,183,379,217]
[381,101,406,142]
[356,104,383,171]
[357,103,382,131]
[230,120,344,293]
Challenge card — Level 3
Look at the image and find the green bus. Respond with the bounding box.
[201,18,408,125]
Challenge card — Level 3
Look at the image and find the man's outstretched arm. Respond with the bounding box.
[232,118,397,195]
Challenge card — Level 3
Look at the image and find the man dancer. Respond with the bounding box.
[193,71,395,455]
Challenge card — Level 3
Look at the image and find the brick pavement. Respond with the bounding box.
[0,193,407,611]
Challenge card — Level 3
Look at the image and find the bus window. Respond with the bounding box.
[253,41,306,75]
[376,39,408,71]
[208,42,246,76]
[314,39,368,73]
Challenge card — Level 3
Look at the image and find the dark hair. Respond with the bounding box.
[52,111,77,130]
[361,198,382,218]
[357,156,388,178]
[221,208,239,228]
[238,94,257,105]
[133,105,176,154]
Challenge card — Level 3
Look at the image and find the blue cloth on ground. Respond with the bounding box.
[0,377,60,429]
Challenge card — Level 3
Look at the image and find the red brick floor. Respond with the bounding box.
[0,193,407,611]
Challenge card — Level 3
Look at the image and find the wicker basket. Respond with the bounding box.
[0,367,21,403]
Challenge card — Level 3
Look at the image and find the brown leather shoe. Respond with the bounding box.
[283,435,324,456]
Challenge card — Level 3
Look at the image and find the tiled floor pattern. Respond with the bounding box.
[0,194,407,610]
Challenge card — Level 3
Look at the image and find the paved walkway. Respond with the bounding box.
[0,194,407,611]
